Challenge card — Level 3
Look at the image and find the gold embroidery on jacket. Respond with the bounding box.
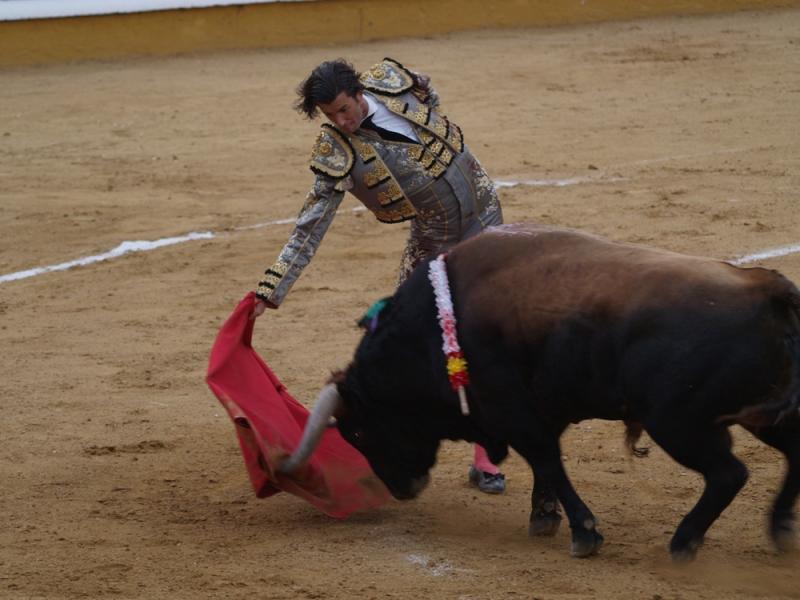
[376,180,404,205]
[384,98,408,114]
[375,202,418,223]
[410,105,430,125]
[363,162,391,188]
[447,122,464,152]
[269,260,289,276]
[370,82,464,158]
[259,259,290,291]
[419,150,437,169]
[309,124,354,178]
[342,86,471,214]
[408,145,424,161]
[428,162,447,179]
[350,136,378,162]
[432,118,448,139]
[411,87,430,104]
[418,130,434,146]
[359,58,415,96]
[347,128,416,221]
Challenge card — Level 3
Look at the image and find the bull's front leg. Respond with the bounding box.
[516,439,604,558]
[529,477,562,537]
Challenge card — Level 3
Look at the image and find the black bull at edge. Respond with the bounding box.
[282,223,800,561]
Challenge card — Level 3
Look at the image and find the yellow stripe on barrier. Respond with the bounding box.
[2,0,800,67]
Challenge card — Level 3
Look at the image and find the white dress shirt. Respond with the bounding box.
[362,92,420,143]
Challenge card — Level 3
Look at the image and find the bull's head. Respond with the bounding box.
[279,379,439,500]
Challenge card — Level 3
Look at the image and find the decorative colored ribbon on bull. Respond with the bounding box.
[428,254,470,416]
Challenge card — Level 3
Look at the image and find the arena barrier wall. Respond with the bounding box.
[2,0,800,67]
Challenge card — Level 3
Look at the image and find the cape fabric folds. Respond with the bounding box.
[206,293,389,518]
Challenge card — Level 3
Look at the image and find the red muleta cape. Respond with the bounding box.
[206,293,389,518]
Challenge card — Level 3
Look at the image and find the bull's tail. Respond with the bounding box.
[759,288,800,425]
[779,292,800,422]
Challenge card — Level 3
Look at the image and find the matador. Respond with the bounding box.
[252,57,506,493]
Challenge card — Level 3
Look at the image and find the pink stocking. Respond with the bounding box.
[473,444,500,474]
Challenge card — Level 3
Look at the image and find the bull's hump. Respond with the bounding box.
[477,223,734,280]
[484,222,559,239]
[455,223,773,312]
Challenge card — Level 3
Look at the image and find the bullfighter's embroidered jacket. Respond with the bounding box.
[256,58,501,307]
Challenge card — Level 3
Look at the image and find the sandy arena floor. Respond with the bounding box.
[2,7,800,599]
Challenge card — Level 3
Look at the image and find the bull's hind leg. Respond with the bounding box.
[645,423,748,561]
[743,421,800,552]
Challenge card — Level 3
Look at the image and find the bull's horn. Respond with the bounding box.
[278,383,343,474]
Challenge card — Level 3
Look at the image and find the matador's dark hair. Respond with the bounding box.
[295,59,364,119]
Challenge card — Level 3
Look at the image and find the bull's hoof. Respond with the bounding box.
[570,528,604,558]
[670,536,702,563]
[529,511,562,537]
[771,514,796,553]
[670,548,697,563]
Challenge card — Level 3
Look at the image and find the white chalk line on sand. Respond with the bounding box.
[0,209,367,285]
[1,163,798,284]
[0,231,215,284]
[495,176,627,188]
[0,176,626,284]
[730,243,800,266]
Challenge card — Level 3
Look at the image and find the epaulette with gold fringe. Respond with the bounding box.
[359,57,415,96]
[309,124,354,179]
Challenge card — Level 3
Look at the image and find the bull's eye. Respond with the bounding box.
[349,428,367,445]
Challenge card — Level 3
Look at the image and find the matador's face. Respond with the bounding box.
[318,91,368,135]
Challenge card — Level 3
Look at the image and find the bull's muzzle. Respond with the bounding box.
[391,474,431,500]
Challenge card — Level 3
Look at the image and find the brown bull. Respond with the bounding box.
[283,223,800,560]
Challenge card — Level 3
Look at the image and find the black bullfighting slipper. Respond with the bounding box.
[468,465,506,494]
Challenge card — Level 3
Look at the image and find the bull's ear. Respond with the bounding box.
[486,443,509,466]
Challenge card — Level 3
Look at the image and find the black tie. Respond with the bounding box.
[359,115,417,144]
